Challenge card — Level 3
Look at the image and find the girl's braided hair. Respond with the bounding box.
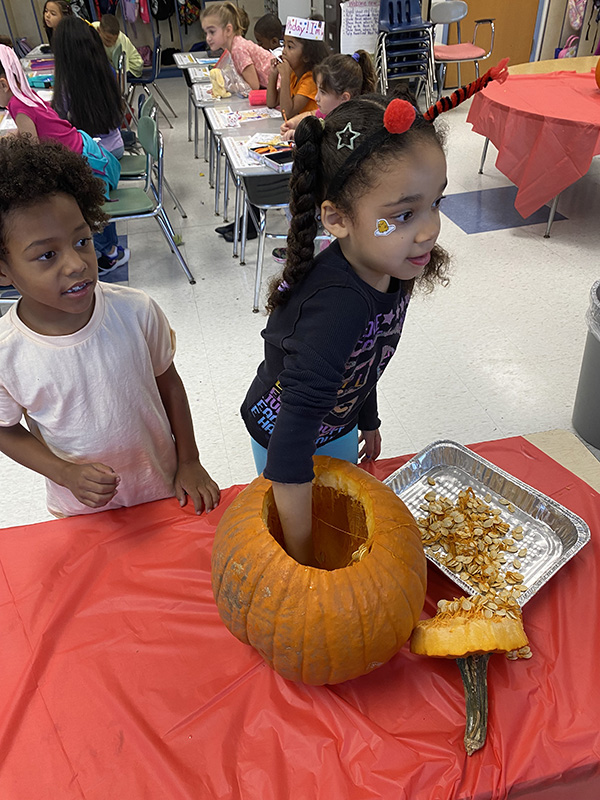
[266,59,510,313]
[0,135,108,258]
[266,88,449,313]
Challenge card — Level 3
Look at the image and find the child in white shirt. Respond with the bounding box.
[0,135,219,517]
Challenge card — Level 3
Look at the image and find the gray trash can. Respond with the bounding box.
[572,279,600,448]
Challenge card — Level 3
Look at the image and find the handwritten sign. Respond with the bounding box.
[284,16,325,41]
[340,0,379,55]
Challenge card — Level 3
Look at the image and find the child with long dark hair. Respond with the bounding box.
[0,44,124,272]
[42,0,73,49]
[52,16,124,159]
[0,136,219,518]
[241,61,510,566]
[266,17,330,118]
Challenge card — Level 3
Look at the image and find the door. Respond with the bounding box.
[443,0,540,86]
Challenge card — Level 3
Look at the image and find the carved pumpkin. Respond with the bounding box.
[212,456,427,685]
[411,594,529,754]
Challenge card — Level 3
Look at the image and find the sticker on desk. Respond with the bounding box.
[193,84,215,103]
[212,106,281,128]
[188,66,212,83]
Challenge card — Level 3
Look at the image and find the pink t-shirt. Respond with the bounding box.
[230,36,272,88]
[7,96,83,154]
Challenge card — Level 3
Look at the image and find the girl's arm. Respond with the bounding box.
[280,109,314,135]
[277,61,294,118]
[155,363,220,514]
[0,423,119,507]
[266,60,280,108]
[241,63,260,91]
[15,113,39,141]
[287,93,311,117]
[272,481,315,566]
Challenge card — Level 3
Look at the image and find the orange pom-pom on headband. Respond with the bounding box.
[383,99,417,134]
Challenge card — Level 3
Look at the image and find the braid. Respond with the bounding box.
[266,116,324,313]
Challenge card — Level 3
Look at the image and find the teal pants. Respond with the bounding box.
[250,427,359,476]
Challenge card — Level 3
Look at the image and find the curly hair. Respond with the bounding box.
[266,89,450,312]
[52,16,124,135]
[0,135,108,258]
[314,51,377,98]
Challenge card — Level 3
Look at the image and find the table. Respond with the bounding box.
[1,432,599,799]
[466,59,600,236]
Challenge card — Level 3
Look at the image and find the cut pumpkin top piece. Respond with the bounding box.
[410,594,529,658]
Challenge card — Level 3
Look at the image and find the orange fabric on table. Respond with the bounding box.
[467,70,600,217]
[289,69,318,112]
[0,438,599,798]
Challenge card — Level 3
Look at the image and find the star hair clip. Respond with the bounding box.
[336,121,361,151]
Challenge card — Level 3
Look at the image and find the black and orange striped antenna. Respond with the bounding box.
[424,57,510,122]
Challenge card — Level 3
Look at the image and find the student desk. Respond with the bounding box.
[1,432,599,799]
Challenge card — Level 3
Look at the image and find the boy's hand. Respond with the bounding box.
[358,429,382,462]
[62,462,120,508]
[174,460,220,515]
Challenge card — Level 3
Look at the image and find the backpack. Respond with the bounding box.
[14,37,32,58]
[177,0,200,33]
[567,0,586,31]
[123,0,139,23]
[151,0,174,21]
[137,45,153,67]
[558,34,579,57]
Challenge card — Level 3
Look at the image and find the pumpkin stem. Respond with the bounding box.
[455,653,491,755]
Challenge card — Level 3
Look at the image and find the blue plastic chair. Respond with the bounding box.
[127,35,177,129]
[379,0,423,31]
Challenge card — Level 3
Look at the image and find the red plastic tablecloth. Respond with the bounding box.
[466,71,600,217]
[1,437,599,800]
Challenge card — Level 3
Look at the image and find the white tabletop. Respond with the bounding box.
[220,134,291,176]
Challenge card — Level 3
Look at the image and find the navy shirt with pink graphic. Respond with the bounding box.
[241,240,411,484]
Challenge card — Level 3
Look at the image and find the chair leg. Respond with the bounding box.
[478,138,490,174]
[187,90,192,142]
[474,62,480,79]
[159,206,177,240]
[155,212,196,284]
[232,179,242,259]
[253,210,267,313]
[152,81,178,118]
[163,174,187,219]
[240,199,249,266]
[223,159,230,223]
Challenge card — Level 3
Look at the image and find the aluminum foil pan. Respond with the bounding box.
[384,440,591,606]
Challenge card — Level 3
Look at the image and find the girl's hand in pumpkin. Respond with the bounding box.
[174,460,220,514]
[358,429,381,462]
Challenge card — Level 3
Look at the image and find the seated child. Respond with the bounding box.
[254,13,283,52]
[201,2,272,90]
[266,16,329,118]
[43,0,73,50]
[281,51,378,140]
[0,136,219,518]
[92,14,144,79]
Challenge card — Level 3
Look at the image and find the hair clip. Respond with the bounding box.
[278,280,290,292]
[383,99,417,135]
[352,52,360,62]
[336,121,361,151]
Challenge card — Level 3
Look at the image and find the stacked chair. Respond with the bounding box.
[375,0,435,105]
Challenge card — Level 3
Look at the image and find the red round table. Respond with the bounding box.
[467,70,600,220]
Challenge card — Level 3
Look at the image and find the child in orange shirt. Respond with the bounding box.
[266,16,329,119]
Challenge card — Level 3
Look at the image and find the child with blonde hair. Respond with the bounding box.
[201,2,271,90]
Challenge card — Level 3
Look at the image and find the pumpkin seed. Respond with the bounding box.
[427,476,436,485]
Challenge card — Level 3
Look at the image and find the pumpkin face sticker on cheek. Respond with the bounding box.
[374,218,396,237]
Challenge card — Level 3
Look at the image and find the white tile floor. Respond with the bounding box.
[1,77,599,528]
